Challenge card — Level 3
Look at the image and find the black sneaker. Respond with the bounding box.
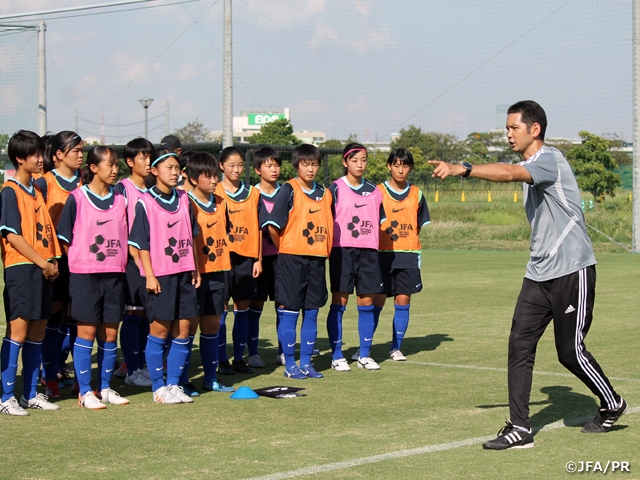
[218,360,235,376]
[482,421,534,450]
[232,359,254,374]
[582,398,628,433]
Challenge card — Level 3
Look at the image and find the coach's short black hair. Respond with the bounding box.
[8,130,44,169]
[508,100,547,141]
[219,146,244,164]
[123,137,154,172]
[252,146,282,170]
[292,143,322,169]
[186,152,218,183]
[387,148,414,168]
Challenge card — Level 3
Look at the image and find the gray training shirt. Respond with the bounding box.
[519,146,596,282]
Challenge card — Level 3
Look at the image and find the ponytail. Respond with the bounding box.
[82,146,117,185]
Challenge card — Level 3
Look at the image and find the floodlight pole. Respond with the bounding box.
[634,0,640,252]
[223,0,233,148]
[37,20,47,136]
[139,98,154,140]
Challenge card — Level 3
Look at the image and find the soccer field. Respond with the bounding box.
[1,250,638,479]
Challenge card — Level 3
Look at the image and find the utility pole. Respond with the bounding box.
[634,0,640,252]
[223,0,233,148]
[37,20,47,136]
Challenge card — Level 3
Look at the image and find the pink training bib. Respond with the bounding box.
[332,177,382,250]
[138,189,196,277]
[67,187,128,274]
[119,178,147,233]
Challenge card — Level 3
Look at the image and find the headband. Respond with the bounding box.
[58,135,81,153]
[151,152,179,167]
[343,148,367,159]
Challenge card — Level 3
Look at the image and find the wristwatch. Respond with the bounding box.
[462,162,473,178]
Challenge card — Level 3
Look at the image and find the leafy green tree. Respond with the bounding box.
[172,119,209,143]
[248,118,301,146]
[0,133,9,154]
[390,125,464,162]
[320,139,343,148]
[463,131,512,163]
[567,131,621,203]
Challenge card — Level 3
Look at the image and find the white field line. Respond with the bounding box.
[405,361,640,383]
[245,407,640,480]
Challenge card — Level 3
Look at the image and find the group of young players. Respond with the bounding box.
[0,129,429,414]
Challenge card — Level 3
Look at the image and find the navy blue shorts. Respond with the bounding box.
[225,252,257,302]
[275,254,327,311]
[255,254,277,301]
[52,254,70,303]
[380,267,422,296]
[142,271,199,321]
[3,263,54,321]
[124,257,145,307]
[329,247,383,295]
[69,273,125,324]
[197,272,226,316]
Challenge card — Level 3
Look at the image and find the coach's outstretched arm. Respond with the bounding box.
[428,160,533,184]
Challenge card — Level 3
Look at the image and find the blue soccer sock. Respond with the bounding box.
[145,335,166,391]
[120,315,141,374]
[247,307,262,357]
[218,310,229,362]
[372,306,383,334]
[358,305,375,358]
[66,318,78,363]
[73,337,94,396]
[166,337,190,387]
[138,319,149,366]
[57,323,70,368]
[275,307,283,355]
[200,334,218,383]
[42,320,60,382]
[22,340,42,401]
[179,335,195,385]
[97,340,117,391]
[232,308,249,362]
[277,309,299,368]
[1,338,22,401]
[300,309,319,367]
[326,304,346,361]
[392,304,410,351]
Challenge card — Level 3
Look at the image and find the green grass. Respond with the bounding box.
[1,250,638,479]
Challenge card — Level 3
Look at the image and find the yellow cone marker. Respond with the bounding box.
[513,191,518,202]
[488,191,492,203]
[435,190,439,202]
[461,191,466,203]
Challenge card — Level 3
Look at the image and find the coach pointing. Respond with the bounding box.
[429,100,626,450]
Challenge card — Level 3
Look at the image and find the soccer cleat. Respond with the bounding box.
[125,369,153,387]
[46,379,62,398]
[331,358,351,372]
[351,349,360,361]
[389,349,407,361]
[275,353,285,366]
[140,365,151,379]
[482,421,534,450]
[218,360,235,375]
[232,359,254,374]
[301,364,324,379]
[153,386,182,404]
[19,393,60,411]
[582,398,628,433]
[181,382,200,397]
[357,357,380,370]
[202,380,235,393]
[168,385,194,403]
[247,354,266,368]
[78,391,107,410]
[284,364,307,379]
[57,370,75,387]
[0,396,29,416]
[100,388,130,405]
[114,362,128,378]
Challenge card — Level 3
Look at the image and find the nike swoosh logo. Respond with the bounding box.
[6,382,14,386]
[105,369,113,372]
[229,209,243,214]
[354,204,366,208]
[309,208,321,214]
[133,351,139,355]
[207,221,218,228]
[364,337,372,341]
[43,362,51,365]
[392,208,405,213]
[251,337,258,341]
[156,367,163,371]
[306,341,314,345]
[416,284,422,288]
[239,343,247,347]
[97,219,113,226]
[396,331,404,335]
[80,370,88,374]
[167,221,180,228]
[332,340,341,344]
[35,206,42,213]
[212,361,218,365]
[287,343,295,347]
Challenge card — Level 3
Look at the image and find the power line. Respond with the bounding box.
[0,0,173,20]
[78,112,166,127]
